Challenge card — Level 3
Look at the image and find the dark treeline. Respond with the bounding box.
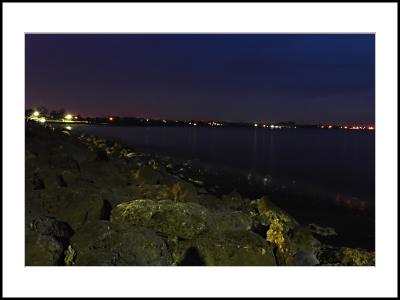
[25,107,348,129]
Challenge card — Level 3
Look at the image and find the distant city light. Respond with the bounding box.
[162,120,167,123]
[262,124,266,128]
[254,123,258,127]
[109,117,113,121]
[321,126,324,129]
[270,124,275,128]
[74,116,78,120]
[193,122,197,126]
[328,125,332,129]
[65,114,73,120]
[368,126,375,130]
[39,117,46,123]
[33,111,40,117]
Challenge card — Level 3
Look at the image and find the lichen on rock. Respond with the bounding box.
[111,199,211,239]
[64,245,76,266]
[340,247,375,266]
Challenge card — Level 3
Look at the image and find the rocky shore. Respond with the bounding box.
[25,122,375,266]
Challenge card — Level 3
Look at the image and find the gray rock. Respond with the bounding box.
[293,251,320,266]
[70,221,172,266]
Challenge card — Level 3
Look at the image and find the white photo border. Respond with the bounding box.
[3,2,398,298]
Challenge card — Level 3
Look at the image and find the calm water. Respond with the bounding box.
[72,125,375,207]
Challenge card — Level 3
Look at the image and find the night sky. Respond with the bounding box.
[25,34,375,125]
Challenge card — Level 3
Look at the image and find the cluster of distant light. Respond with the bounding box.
[320,125,375,130]
[27,111,83,124]
[208,121,223,127]
[253,123,292,129]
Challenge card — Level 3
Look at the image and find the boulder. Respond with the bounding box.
[39,188,108,231]
[26,214,73,242]
[111,199,210,239]
[25,231,64,266]
[210,211,253,232]
[133,166,163,185]
[70,221,172,266]
[171,180,198,203]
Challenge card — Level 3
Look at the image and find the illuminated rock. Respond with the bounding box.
[111,199,210,239]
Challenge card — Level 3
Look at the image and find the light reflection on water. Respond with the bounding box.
[71,125,375,209]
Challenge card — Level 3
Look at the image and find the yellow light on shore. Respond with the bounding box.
[109,117,114,121]
[262,124,266,128]
[254,123,258,127]
[65,114,73,120]
[39,117,46,123]
[33,111,40,117]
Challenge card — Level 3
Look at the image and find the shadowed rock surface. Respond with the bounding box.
[70,221,172,266]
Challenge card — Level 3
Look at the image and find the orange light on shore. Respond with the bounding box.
[328,125,333,129]
[368,126,375,130]
[109,117,113,121]
[321,126,324,129]
[74,116,78,120]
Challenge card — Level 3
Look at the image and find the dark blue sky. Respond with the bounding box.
[25,34,375,124]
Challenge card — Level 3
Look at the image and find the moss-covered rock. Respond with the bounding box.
[317,246,375,266]
[256,197,320,265]
[266,221,320,265]
[111,199,210,239]
[339,247,375,266]
[256,196,298,228]
[70,221,172,266]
